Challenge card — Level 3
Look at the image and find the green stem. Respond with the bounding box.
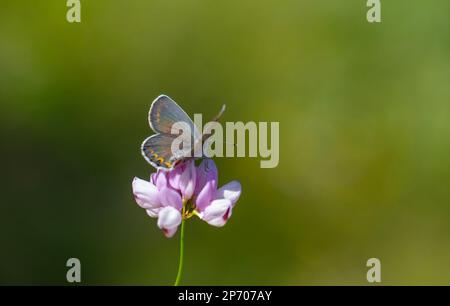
[174,217,185,286]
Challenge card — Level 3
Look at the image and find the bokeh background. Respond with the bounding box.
[1,0,450,285]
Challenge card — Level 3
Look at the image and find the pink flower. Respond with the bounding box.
[194,159,241,227]
[132,159,241,237]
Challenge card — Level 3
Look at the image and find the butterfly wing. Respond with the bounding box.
[143,95,201,170]
[149,95,200,139]
[141,134,187,170]
[200,104,226,144]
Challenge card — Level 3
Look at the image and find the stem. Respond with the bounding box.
[174,217,185,286]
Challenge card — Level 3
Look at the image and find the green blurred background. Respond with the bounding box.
[1,0,450,285]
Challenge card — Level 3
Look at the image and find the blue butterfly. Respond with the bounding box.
[141,95,225,170]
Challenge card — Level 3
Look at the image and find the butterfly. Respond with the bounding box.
[141,95,226,170]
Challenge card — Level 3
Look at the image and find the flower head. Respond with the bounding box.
[132,159,241,237]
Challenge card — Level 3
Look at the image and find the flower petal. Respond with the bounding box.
[132,177,161,209]
[194,159,218,211]
[146,208,160,218]
[154,170,168,190]
[215,181,241,206]
[157,206,182,238]
[195,180,216,212]
[159,186,183,210]
[194,159,218,196]
[200,198,232,227]
[162,227,178,238]
[179,160,196,200]
[168,164,184,191]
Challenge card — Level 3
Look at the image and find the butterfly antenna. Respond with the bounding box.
[211,104,226,122]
